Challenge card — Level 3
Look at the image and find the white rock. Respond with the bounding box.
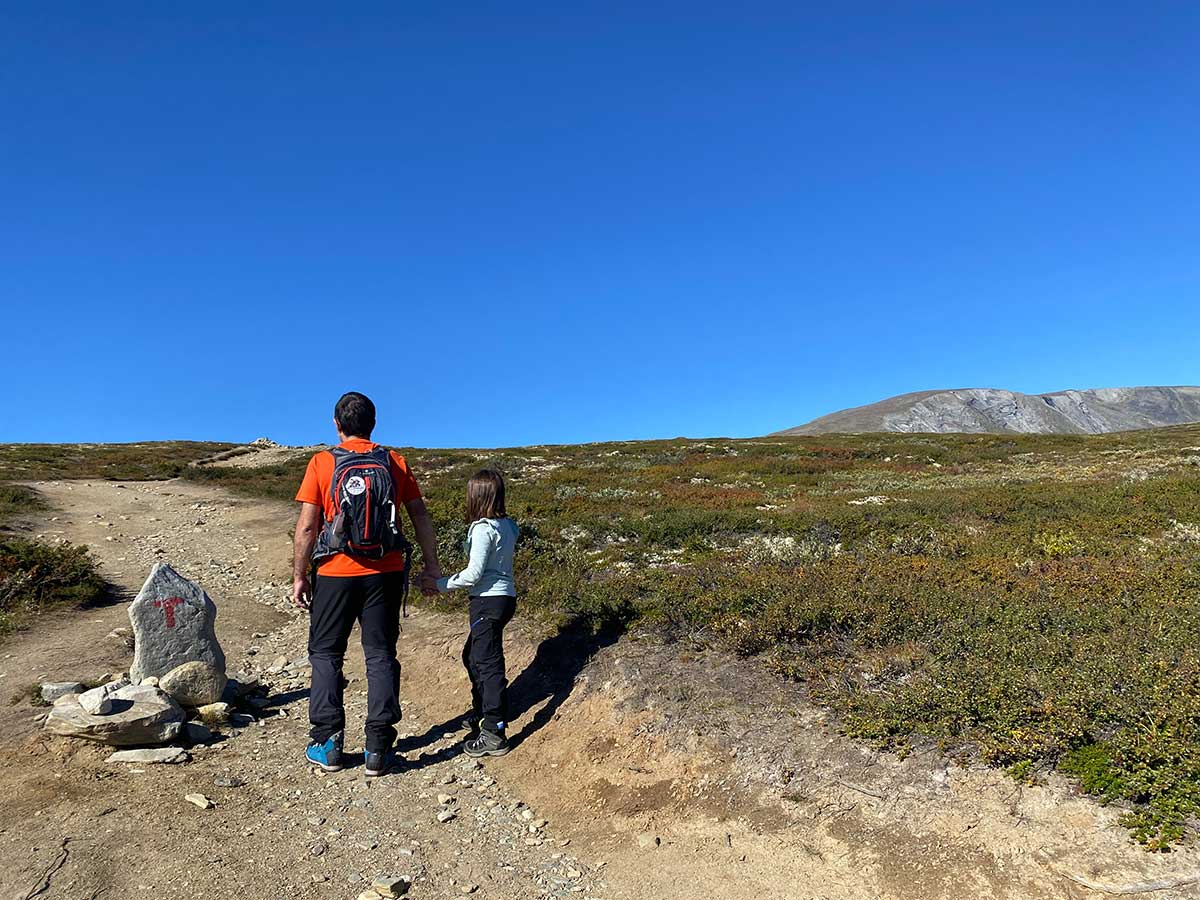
[184,793,214,809]
[159,660,227,707]
[197,701,231,725]
[78,681,125,715]
[372,874,411,897]
[40,682,85,702]
[107,747,188,764]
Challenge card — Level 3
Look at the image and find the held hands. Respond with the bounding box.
[418,566,442,597]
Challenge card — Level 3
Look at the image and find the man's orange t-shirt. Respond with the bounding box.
[295,438,422,577]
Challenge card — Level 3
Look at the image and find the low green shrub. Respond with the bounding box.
[0,538,107,636]
[0,441,234,481]
[0,484,43,522]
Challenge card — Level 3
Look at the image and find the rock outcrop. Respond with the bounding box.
[775,386,1200,436]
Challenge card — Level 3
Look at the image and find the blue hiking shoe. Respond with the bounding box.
[306,731,344,772]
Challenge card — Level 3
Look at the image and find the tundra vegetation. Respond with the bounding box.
[188,426,1200,848]
[6,432,1200,846]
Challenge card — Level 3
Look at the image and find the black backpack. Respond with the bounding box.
[313,446,408,561]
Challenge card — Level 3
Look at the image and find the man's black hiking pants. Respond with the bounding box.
[308,571,403,753]
[462,595,516,734]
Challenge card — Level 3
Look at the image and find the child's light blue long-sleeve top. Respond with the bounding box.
[436,517,518,597]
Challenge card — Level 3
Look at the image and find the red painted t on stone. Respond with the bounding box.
[153,596,184,628]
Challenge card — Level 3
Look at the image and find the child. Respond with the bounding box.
[432,468,519,757]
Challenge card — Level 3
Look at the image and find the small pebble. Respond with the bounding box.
[184,793,214,810]
[372,874,412,897]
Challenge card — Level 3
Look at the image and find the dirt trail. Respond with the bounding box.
[2,479,1199,900]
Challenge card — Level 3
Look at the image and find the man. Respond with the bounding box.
[293,391,441,776]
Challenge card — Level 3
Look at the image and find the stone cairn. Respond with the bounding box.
[43,562,240,758]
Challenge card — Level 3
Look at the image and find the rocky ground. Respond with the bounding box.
[2,478,1199,899]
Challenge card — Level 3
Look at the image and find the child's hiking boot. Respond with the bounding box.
[464,726,509,758]
[305,731,344,772]
[364,749,392,777]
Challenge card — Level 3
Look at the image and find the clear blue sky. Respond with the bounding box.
[2,3,1197,448]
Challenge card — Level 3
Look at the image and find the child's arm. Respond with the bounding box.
[436,523,496,593]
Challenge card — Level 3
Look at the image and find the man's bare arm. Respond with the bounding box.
[404,497,441,580]
[292,502,322,607]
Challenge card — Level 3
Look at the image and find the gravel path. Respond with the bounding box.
[0,480,604,900]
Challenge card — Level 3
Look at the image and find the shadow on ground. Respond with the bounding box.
[84,582,134,611]
[396,618,624,761]
[506,619,624,748]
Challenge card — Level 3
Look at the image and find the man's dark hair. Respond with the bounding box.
[334,392,376,438]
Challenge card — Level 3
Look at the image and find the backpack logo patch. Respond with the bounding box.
[345,475,367,496]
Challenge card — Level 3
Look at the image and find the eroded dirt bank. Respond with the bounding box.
[1,479,1197,900]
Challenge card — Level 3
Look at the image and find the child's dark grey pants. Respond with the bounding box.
[462,595,516,733]
[308,571,403,752]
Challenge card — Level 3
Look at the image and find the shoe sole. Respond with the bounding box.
[308,759,343,772]
[365,767,386,777]
[464,744,509,758]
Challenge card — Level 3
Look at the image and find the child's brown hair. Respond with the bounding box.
[465,469,507,522]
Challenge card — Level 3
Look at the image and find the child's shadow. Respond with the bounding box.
[396,618,623,762]
[505,618,623,749]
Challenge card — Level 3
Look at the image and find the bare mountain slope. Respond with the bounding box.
[775,386,1200,435]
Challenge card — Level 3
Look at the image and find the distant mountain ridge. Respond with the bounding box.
[774,386,1200,436]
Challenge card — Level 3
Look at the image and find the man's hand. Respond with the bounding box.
[292,575,312,610]
[293,502,322,612]
[419,569,440,597]
[404,497,442,591]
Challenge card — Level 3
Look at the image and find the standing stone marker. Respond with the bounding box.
[129,563,225,683]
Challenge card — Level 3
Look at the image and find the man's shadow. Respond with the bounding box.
[395,616,624,763]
